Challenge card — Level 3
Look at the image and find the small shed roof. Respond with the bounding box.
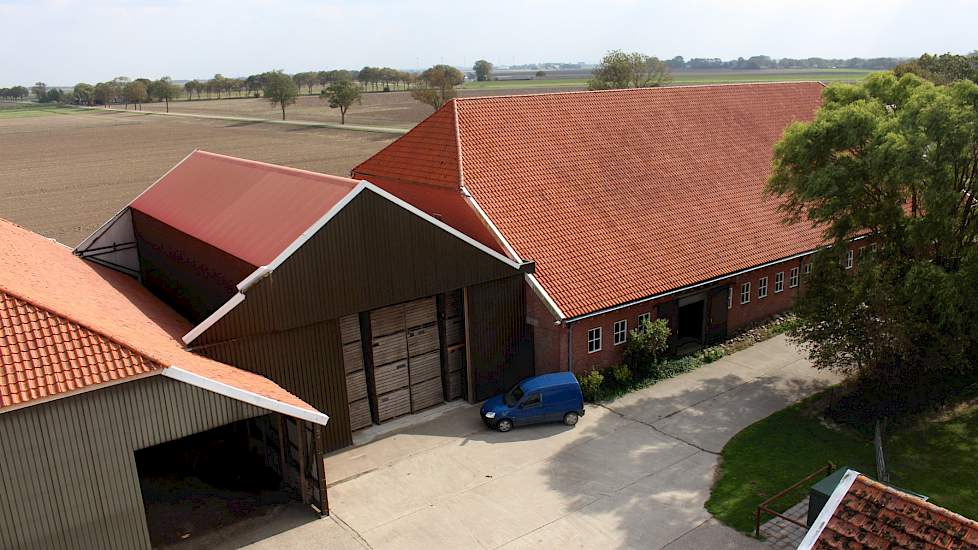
[131,150,360,267]
[0,219,328,424]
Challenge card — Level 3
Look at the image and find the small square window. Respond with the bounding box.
[587,327,602,353]
[845,250,854,270]
[613,320,627,345]
[789,267,800,288]
[871,243,878,254]
[740,282,751,304]
[638,312,651,326]
[758,277,768,299]
[774,272,784,293]
[803,263,812,275]
[859,246,866,259]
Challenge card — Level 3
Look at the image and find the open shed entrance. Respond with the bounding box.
[676,296,705,354]
[136,414,325,548]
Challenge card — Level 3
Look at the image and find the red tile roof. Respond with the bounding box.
[354,83,827,318]
[812,474,978,549]
[0,218,321,416]
[132,150,360,267]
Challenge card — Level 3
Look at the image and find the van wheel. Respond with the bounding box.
[497,419,513,432]
[563,412,580,426]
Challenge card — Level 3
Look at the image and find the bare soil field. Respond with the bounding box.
[0,109,394,246]
[138,87,583,128]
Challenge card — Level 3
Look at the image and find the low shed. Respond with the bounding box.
[0,219,330,549]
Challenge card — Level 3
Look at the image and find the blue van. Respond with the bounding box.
[480,372,585,432]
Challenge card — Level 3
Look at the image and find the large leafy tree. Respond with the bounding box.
[262,70,299,120]
[473,59,493,82]
[768,72,978,415]
[410,65,464,111]
[894,52,978,85]
[588,50,672,90]
[148,77,179,112]
[321,80,361,124]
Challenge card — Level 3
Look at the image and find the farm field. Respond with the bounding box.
[0,108,394,246]
[461,68,874,89]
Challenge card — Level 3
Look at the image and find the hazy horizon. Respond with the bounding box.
[2,0,976,86]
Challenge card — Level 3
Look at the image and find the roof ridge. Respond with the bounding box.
[350,101,461,180]
[454,80,827,103]
[195,150,360,186]
[451,98,466,188]
[0,287,167,370]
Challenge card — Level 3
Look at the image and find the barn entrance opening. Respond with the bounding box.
[676,297,705,355]
[135,415,302,548]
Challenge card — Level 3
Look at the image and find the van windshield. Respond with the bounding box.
[503,384,524,407]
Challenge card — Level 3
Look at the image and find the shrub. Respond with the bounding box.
[700,346,724,363]
[657,355,703,379]
[609,364,632,386]
[577,369,605,402]
[623,318,671,377]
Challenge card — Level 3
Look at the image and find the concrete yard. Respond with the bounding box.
[228,334,839,550]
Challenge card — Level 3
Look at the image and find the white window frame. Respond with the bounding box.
[740,282,751,304]
[859,246,866,259]
[613,320,627,345]
[758,277,768,299]
[587,327,602,353]
[804,262,812,275]
[774,271,784,293]
[727,286,733,310]
[789,267,800,288]
[638,312,651,325]
[845,249,854,270]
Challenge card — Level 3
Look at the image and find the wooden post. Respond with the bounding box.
[315,424,330,516]
[277,414,287,478]
[297,418,308,504]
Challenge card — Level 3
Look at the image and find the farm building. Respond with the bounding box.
[76,151,535,451]
[353,81,828,373]
[0,219,329,550]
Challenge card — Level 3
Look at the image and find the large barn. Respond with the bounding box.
[353,81,828,372]
[76,151,535,451]
[0,219,329,549]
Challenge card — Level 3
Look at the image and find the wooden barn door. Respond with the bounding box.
[705,285,729,344]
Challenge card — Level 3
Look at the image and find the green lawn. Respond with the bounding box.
[706,391,978,534]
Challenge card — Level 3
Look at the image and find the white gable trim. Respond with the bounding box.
[182,180,526,344]
[162,366,329,426]
[797,469,860,550]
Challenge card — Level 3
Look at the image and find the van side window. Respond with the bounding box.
[522,393,541,408]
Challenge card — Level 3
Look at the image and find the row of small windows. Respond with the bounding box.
[737,266,804,305]
[588,312,653,353]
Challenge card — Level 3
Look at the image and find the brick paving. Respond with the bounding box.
[760,497,810,550]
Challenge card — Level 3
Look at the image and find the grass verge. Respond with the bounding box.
[706,390,978,534]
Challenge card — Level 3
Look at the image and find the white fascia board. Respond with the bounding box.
[162,366,330,426]
[362,181,524,271]
[797,469,859,550]
[75,149,199,253]
[182,292,245,344]
[457,184,566,322]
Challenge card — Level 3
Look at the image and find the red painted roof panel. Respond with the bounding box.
[132,150,360,267]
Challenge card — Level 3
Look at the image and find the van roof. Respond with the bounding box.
[522,371,578,392]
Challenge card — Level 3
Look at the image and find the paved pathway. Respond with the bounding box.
[232,334,839,550]
[760,498,810,550]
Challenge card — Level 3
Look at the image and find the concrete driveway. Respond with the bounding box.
[242,334,839,550]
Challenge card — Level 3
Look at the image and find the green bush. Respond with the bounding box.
[577,369,605,402]
[623,318,671,377]
[700,346,725,363]
[609,364,632,386]
[657,355,703,378]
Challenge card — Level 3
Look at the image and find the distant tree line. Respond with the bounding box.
[894,52,978,85]
[0,86,30,100]
[664,55,903,71]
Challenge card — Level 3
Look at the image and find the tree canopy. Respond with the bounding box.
[262,70,299,120]
[767,73,978,415]
[473,59,493,81]
[148,77,179,112]
[410,64,464,111]
[321,80,361,124]
[894,52,978,85]
[588,50,672,90]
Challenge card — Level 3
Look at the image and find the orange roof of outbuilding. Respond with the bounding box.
[0,218,324,420]
[354,83,827,318]
[807,473,978,549]
[131,150,360,267]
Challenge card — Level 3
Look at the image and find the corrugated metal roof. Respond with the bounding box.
[354,82,827,318]
[0,218,323,418]
[131,150,360,267]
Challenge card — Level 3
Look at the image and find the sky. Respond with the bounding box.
[1,0,976,86]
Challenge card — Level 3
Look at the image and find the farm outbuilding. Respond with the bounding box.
[77,151,535,451]
[0,219,329,550]
[353,81,831,373]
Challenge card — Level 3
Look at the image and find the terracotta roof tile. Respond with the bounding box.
[813,475,978,550]
[0,219,321,416]
[355,83,827,318]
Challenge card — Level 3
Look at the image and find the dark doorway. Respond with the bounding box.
[135,416,300,548]
[676,299,705,354]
